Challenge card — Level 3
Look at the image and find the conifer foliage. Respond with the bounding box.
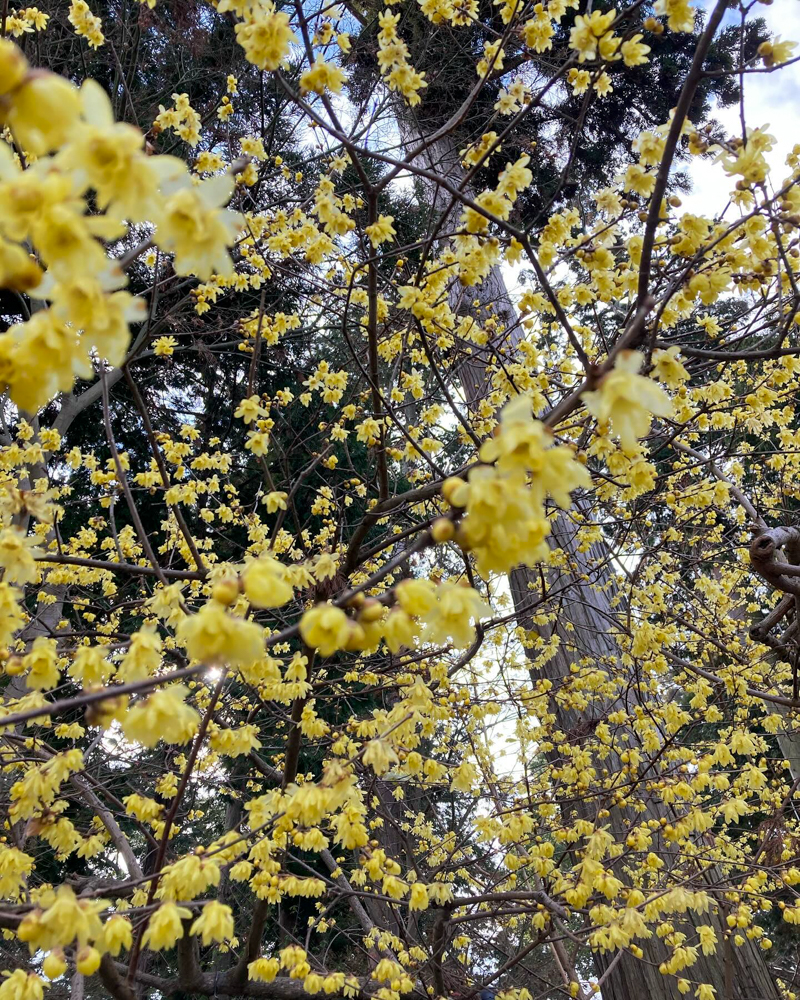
[0,1,799,1000]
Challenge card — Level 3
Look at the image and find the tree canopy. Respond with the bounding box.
[0,2,800,1000]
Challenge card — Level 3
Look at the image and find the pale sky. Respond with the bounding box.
[683,0,800,214]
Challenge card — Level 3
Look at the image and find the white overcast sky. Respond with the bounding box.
[683,0,800,214]
[497,2,800,296]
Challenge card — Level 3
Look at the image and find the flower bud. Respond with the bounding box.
[441,476,468,508]
[431,518,455,543]
[0,39,27,97]
[76,946,101,976]
[358,599,384,624]
[4,656,24,676]
[212,577,240,606]
[43,950,67,980]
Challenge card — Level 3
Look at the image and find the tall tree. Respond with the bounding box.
[0,3,799,1000]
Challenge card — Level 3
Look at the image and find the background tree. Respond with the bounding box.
[0,3,799,1000]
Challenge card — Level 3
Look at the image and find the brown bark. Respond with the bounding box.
[398,121,780,996]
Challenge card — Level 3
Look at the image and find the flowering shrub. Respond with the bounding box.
[0,3,799,1000]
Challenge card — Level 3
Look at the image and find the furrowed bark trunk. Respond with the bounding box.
[509,527,779,1000]
[398,120,781,1000]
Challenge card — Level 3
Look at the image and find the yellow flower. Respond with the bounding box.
[447,468,550,576]
[365,214,396,248]
[233,4,296,70]
[0,971,45,1000]
[190,901,234,945]
[621,33,650,67]
[409,883,429,911]
[299,59,346,95]
[42,951,67,980]
[210,724,262,757]
[522,11,554,53]
[99,915,133,956]
[142,902,192,951]
[68,1,105,49]
[0,39,28,96]
[3,72,82,155]
[362,738,399,775]
[75,945,101,975]
[122,684,201,747]
[651,346,689,389]
[0,310,82,411]
[355,416,382,445]
[280,944,310,975]
[568,68,591,94]
[23,636,60,691]
[33,885,105,950]
[717,127,775,186]
[382,609,417,653]
[299,603,352,656]
[593,71,613,97]
[450,761,478,793]
[234,394,264,423]
[68,645,113,686]
[480,393,590,505]
[243,557,293,608]
[160,853,221,901]
[153,336,178,357]
[654,0,694,33]
[423,583,488,649]
[0,236,42,292]
[246,430,270,456]
[0,527,38,583]
[759,37,797,68]
[262,490,288,513]
[155,174,242,280]
[622,163,656,197]
[249,957,280,982]
[569,8,616,61]
[0,845,34,900]
[381,874,407,900]
[582,351,673,453]
[697,924,717,956]
[375,959,404,982]
[395,578,437,617]
[177,600,265,665]
[49,275,144,367]
[119,624,162,682]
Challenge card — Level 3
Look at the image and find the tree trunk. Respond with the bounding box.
[509,531,779,1000]
[397,118,781,999]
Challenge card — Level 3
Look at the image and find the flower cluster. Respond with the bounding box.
[0,42,242,411]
